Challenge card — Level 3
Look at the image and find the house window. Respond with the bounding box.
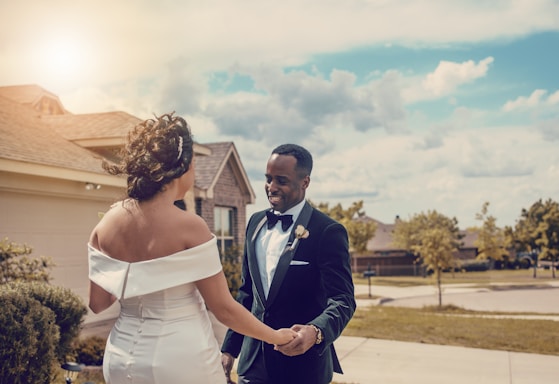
[214,206,234,254]
[195,198,202,216]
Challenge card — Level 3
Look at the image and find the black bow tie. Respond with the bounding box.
[266,211,293,231]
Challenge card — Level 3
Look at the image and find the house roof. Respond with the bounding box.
[366,218,398,251]
[364,216,478,252]
[195,141,256,203]
[42,111,142,142]
[0,84,256,200]
[0,84,68,115]
[0,95,105,174]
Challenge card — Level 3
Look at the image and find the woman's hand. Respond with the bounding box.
[274,324,317,356]
[273,328,297,346]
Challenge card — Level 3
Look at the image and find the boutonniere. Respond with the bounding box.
[289,225,310,250]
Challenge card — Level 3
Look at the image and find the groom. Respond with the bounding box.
[221,144,356,384]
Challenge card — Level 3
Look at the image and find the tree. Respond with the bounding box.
[507,198,559,278]
[312,200,377,254]
[392,210,462,306]
[469,202,509,267]
[0,238,54,284]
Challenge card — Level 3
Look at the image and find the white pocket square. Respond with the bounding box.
[290,260,309,266]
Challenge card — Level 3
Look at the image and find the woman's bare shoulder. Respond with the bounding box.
[177,210,213,247]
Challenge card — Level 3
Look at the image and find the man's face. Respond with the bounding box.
[265,154,309,213]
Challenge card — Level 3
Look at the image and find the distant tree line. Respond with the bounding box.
[294,198,558,308]
[388,199,559,306]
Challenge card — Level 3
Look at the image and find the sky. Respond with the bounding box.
[2,0,558,229]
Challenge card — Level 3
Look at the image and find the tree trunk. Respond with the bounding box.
[436,267,442,307]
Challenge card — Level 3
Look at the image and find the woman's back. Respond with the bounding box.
[89,228,227,384]
[91,198,211,263]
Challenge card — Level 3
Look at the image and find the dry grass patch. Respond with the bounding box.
[343,305,559,356]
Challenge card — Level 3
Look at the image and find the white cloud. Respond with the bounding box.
[502,89,548,111]
[546,90,559,105]
[2,0,558,230]
[1,1,558,91]
[421,57,494,98]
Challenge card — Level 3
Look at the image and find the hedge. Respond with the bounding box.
[0,290,59,384]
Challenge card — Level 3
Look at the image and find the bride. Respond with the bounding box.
[87,113,295,383]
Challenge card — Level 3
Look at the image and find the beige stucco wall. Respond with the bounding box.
[0,172,122,310]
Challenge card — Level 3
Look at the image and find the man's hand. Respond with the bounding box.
[221,352,236,384]
[274,324,317,356]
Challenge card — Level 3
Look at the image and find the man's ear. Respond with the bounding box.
[302,175,310,190]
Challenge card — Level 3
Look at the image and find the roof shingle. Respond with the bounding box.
[0,95,104,174]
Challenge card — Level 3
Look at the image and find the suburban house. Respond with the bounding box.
[351,216,479,276]
[0,84,255,311]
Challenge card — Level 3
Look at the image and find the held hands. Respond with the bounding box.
[274,324,317,356]
[273,328,298,346]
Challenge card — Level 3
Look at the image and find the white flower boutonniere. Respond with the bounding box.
[289,225,310,251]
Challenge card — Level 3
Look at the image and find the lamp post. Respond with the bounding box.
[61,362,82,384]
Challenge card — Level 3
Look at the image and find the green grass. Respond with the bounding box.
[349,269,559,356]
[343,305,559,356]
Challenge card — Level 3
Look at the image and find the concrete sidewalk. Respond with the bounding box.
[332,336,558,384]
[330,282,559,383]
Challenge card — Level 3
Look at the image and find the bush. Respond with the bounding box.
[0,237,54,283]
[220,244,242,299]
[75,336,106,366]
[0,289,59,384]
[3,281,88,362]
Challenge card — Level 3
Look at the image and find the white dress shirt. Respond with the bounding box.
[256,200,306,297]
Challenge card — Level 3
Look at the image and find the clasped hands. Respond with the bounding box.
[274,324,318,356]
[221,324,318,382]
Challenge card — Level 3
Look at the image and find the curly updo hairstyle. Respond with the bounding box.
[103,112,194,201]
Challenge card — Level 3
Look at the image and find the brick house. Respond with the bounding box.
[352,217,479,276]
[0,84,255,306]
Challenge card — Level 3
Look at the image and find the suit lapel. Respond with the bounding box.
[266,202,314,307]
[247,215,268,307]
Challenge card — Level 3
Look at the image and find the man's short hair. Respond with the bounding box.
[271,144,313,176]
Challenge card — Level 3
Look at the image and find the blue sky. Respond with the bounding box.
[2,0,558,228]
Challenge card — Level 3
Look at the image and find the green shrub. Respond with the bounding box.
[220,244,242,299]
[0,289,59,384]
[0,237,54,283]
[75,336,106,366]
[3,281,88,362]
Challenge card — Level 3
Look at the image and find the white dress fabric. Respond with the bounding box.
[88,236,227,384]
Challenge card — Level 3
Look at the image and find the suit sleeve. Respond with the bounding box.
[220,218,255,357]
[310,221,356,354]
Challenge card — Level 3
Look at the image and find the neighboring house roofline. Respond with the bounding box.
[361,215,478,253]
[0,84,69,115]
[0,158,125,187]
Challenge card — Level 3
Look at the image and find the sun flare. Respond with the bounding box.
[31,31,95,87]
[42,37,84,75]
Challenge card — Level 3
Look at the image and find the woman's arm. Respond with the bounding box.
[88,280,117,313]
[196,271,295,346]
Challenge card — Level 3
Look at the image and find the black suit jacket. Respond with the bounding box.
[221,201,356,384]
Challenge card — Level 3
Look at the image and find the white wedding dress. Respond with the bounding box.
[88,236,227,384]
